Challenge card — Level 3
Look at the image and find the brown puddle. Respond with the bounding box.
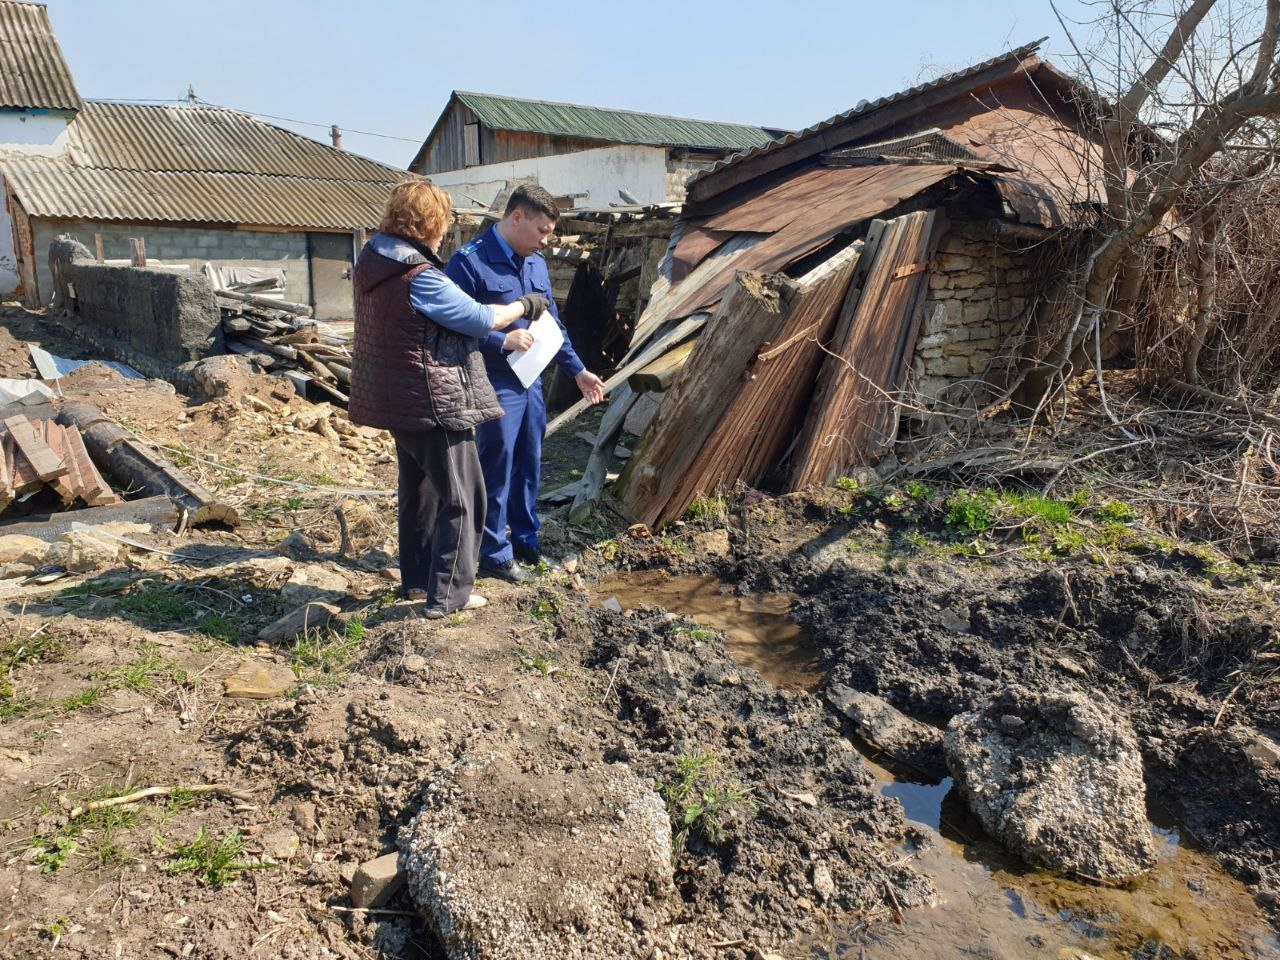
[592,569,1280,960]
[592,570,823,692]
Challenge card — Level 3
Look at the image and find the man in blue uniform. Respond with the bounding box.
[447,184,605,583]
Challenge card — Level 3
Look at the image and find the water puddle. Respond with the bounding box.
[593,570,823,692]
[592,569,1280,960]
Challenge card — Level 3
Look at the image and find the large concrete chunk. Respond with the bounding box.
[827,685,946,779]
[398,753,674,960]
[944,687,1156,884]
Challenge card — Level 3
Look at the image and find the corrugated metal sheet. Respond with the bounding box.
[71,101,404,183]
[0,1,80,111]
[455,91,780,152]
[2,160,393,229]
[686,39,1046,192]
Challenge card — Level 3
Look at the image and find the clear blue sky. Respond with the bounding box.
[46,0,1105,169]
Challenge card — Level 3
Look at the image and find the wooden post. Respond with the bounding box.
[93,233,105,263]
[353,227,366,262]
[129,238,146,267]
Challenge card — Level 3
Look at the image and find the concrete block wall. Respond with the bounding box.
[664,157,719,202]
[31,220,310,306]
[911,220,1037,407]
[48,236,223,379]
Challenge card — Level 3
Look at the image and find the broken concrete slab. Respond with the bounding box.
[944,687,1155,884]
[282,563,350,604]
[826,685,946,780]
[257,601,341,643]
[351,851,406,909]
[223,660,296,699]
[398,753,674,960]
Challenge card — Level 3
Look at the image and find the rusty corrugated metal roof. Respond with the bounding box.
[686,39,1047,196]
[70,101,402,183]
[0,1,80,111]
[1,159,394,229]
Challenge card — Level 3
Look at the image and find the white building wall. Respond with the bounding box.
[428,144,669,208]
[0,110,75,295]
[0,112,74,157]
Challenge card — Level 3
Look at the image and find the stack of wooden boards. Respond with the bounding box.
[217,289,353,404]
[0,413,119,513]
[614,209,946,527]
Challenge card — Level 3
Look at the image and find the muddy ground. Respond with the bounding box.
[0,305,1277,959]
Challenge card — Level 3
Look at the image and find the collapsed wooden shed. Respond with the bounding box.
[555,40,1120,527]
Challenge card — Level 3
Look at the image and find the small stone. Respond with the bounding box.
[1243,733,1280,768]
[1055,656,1088,678]
[257,602,340,643]
[350,851,406,909]
[562,558,578,575]
[263,828,300,862]
[291,802,318,836]
[402,654,427,674]
[603,597,623,613]
[223,661,296,699]
[999,714,1026,733]
[811,862,836,902]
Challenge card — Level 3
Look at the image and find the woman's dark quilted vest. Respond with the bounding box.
[349,241,503,433]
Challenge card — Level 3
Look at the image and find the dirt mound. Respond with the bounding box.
[945,686,1156,883]
[399,753,674,960]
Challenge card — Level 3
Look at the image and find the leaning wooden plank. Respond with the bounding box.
[545,312,709,439]
[615,272,794,528]
[659,242,862,524]
[4,415,69,482]
[0,495,179,543]
[39,421,81,506]
[6,433,44,497]
[0,430,12,511]
[568,383,638,523]
[57,405,238,526]
[628,340,696,394]
[62,425,121,506]
[789,210,944,488]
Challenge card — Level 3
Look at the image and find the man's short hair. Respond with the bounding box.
[504,184,560,222]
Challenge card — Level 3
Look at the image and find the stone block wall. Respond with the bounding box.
[48,236,223,379]
[911,220,1038,407]
[664,157,720,202]
[31,220,310,306]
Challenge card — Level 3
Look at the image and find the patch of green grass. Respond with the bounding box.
[59,686,104,713]
[1098,500,1137,524]
[834,476,860,492]
[310,473,339,486]
[657,749,754,855]
[944,488,999,535]
[685,494,728,522]
[0,694,42,722]
[196,615,240,645]
[904,479,933,501]
[116,585,190,628]
[1003,491,1075,527]
[526,596,563,622]
[673,625,717,643]
[515,651,560,677]
[93,650,186,695]
[2,627,69,703]
[30,835,77,873]
[288,618,366,688]
[657,535,691,555]
[162,828,268,888]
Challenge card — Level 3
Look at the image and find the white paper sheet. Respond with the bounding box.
[505,311,564,389]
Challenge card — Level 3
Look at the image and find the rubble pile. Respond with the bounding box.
[216,289,352,403]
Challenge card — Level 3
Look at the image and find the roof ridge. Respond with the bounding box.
[453,90,778,133]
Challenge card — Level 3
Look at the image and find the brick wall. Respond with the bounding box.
[911,220,1037,407]
[31,220,311,306]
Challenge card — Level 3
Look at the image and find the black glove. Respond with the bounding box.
[518,293,550,319]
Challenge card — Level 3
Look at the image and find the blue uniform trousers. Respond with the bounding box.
[477,374,546,565]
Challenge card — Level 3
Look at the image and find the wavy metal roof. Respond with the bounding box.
[0,1,80,111]
[453,91,781,152]
[2,160,394,228]
[685,39,1047,195]
[70,101,403,182]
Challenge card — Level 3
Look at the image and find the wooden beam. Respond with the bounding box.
[129,237,147,267]
[0,495,178,542]
[628,340,695,393]
[4,415,68,483]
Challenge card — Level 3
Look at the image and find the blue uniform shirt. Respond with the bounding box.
[445,225,586,384]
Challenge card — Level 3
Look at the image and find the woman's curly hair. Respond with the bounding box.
[379,179,452,248]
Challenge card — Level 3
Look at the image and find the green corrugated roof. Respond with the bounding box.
[454,91,781,151]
